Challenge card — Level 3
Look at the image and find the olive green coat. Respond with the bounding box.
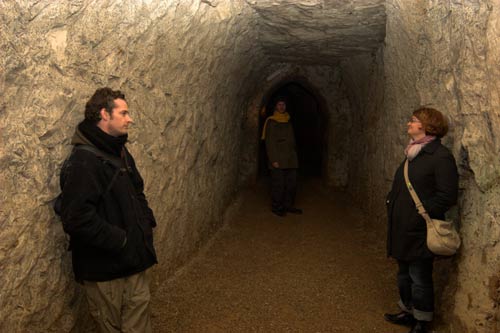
[264,119,298,169]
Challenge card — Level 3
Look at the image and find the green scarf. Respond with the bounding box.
[261,111,290,140]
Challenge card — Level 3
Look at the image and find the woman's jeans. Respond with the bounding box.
[397,258,434,321]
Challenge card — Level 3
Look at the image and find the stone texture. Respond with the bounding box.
[339,50,387,214]
[246,0,386,63]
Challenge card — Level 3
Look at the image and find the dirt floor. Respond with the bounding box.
[151,179,410,333]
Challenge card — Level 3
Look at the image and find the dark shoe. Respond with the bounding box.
[286,207,303,214]
[272,209,286,217]
[384,311,416,327]
[409,321,428,333]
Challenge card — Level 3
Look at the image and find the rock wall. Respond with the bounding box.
[0,1,267,331]
[247,0,386,61]
[343,1,500,332]
[340,49,387,217]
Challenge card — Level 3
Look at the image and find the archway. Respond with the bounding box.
[258,80,328,178]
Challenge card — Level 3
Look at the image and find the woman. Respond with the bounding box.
[384,107,459,333]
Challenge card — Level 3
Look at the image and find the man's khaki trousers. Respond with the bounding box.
[83,270,152,333]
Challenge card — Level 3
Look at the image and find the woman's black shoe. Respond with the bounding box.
[409,321,428,333]
[384,311,416,326]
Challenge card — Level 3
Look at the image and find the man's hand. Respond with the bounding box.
[272,162,279,168]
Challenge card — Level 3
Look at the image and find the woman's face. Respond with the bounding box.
[407,115,426,139]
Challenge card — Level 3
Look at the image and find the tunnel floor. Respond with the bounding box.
[151,179,407,332]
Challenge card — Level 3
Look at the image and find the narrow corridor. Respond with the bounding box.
[2,2,498,331]
[151,180,406,332]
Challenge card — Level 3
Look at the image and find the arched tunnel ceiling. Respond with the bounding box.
[246,0,386,64]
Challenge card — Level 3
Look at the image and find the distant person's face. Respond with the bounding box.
[275,101,286,113]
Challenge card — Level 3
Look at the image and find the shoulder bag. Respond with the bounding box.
[403,159,461,256]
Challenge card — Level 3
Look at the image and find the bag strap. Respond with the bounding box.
[403,159,434,225]
[74,144,126,193]
[55,145,125,216]
[74,144,124,170]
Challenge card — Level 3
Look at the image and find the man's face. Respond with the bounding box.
[275,101,286,113]
[99,98,133,137]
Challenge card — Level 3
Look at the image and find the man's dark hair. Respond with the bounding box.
[85,88,126,122]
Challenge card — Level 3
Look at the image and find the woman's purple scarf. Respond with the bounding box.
[405,135,436,161]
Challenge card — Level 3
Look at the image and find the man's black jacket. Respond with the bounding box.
[60,120,157,282]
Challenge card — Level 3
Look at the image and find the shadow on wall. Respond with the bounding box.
[258,81,328,178]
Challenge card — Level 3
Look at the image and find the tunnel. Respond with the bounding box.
[258,80,327,178]
[1,0,500,332]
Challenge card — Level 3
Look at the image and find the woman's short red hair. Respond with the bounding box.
[413,107,449,138]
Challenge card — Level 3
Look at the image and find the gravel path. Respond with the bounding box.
[151,179,407,333]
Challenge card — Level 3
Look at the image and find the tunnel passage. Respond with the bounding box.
[258,82,327,178]
[3,1,499,332]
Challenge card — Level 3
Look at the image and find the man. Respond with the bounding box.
[59,87,157,332]
[261,97,303,217]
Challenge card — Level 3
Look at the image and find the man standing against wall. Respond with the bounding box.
[261,97,303,217]
[59,88,157,332]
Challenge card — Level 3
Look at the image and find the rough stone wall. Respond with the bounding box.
[324,75,353,188]
[344,1,500,332]
[339,49,386,217]
[246,0,386,61]
[0,1,267,331]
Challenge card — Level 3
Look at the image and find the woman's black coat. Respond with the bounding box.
[386,139,458,261]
